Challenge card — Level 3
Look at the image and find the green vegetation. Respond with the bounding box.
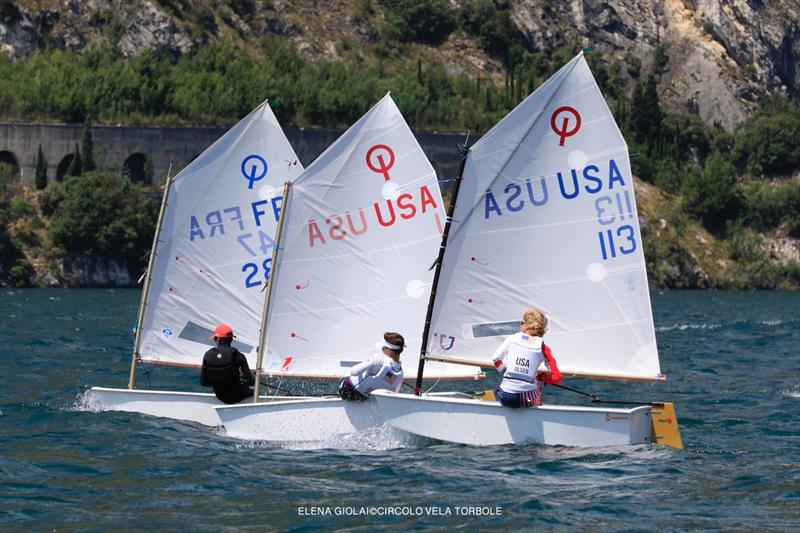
[0,164,32,286]
[81,118,96,173]
[0,2,798,288]
[35,144,47,190]
[0,159,157,287]
[44,172,157,275]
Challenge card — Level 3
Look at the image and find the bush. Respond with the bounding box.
[39,181,65,216]
[48,172,157,273]
[460,0,513,58]
[380,0,455,45]
[9,258,32,287]
[731,96,800,177]
[740,180,800,234]
[682,151,742,231]
[9,196,34,219]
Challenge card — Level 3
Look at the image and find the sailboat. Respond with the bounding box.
[372,53,683,448]
[215,94,481,441]
[86,100,305,426]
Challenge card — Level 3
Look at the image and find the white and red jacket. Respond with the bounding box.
[492,332,562,393]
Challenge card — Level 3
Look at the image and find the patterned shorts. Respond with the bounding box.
[495,386,542,408]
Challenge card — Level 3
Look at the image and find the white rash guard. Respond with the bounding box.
[350,353,404,397]
[492,332,545,394]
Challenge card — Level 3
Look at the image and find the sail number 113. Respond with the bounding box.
[597,225,636,260]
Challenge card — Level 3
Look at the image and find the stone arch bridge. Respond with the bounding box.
[0,122,468,188]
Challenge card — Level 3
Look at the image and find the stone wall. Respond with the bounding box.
[0,122,470,189]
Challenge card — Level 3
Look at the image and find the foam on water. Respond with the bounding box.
[70,390,102,413]
[656,323,722,332]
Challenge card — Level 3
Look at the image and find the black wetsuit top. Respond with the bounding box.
[200,343,255,404]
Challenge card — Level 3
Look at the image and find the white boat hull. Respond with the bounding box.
[372,390,653,447]
[216,392,474,441]
[85,387,296,427]
[216,397,382,441]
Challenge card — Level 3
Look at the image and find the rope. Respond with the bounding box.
[422,352,445,395]
[550,383,663,407]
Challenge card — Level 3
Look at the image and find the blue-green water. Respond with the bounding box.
[1,290,799,531]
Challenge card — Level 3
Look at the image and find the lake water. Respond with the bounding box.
[1,290,798,531]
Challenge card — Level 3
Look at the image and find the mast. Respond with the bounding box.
[128,162,175,389]
[414,138,470,395]
[253,180,292,402]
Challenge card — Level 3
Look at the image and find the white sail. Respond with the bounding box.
[427,53,661,381]
[139,101,303,368]
[263,93,478,380]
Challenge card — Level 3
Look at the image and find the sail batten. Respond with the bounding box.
[427,53,660,381]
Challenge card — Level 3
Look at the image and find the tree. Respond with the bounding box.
[682,151,742,231]
[630,74,663,150]
[67,143,82,177]
[81,118,96,173]
[35,144,47,190]
[48,171,158,274]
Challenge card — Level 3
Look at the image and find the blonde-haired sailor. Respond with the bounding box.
[492,308,562,407]
[338,332,405,401]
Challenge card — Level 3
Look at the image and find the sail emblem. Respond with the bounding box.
[434,333,455,350]
[550,106,581,146]
[241,154,269,189]
[366,144,395,181]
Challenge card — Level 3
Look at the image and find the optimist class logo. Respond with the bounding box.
[241,154,268,189]
[366,144,395,181]
[550,106,581,147]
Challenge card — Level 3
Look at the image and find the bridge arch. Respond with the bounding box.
[56,153,75,181]
[123,152,153,185]
[0,150,20,179]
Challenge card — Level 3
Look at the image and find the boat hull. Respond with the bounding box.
[372,390,653,447]
[216,397,382,441]
[216,392,474,441]
[85,387,295,427]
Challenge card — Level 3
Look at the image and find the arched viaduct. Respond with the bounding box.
[0,122,468,188]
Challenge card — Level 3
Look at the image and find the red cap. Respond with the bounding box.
[210,323,235,339]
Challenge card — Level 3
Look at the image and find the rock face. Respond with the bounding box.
[1,0,193,61]
[511,0,800,130]
[0,0,798,130]
[59,254,132,287]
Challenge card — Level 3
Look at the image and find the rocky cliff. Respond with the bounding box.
[1,0,798,130]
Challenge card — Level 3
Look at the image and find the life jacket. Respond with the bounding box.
[503,334,544,384]
[202,345,241,389]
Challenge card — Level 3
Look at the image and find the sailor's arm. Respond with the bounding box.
[537,343,562,384]
[238,351,255,386]
[491,337,512,374]
[349,356,380,377]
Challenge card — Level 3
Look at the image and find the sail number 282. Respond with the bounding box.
[242,258,271,288]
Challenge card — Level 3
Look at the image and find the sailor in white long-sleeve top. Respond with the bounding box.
[338,332,405,401]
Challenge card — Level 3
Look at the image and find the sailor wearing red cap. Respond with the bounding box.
[201,323,255,404]
[338,332,406,401]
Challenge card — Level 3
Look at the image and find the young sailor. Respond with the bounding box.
[492,308,562,408]
[200,323,255,404]
[338,332,405,401]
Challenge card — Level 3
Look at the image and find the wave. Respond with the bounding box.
[783,388,800,399]
[226,424,423,452]
[70,390,102,412]
[656,318,793,332]
[656,323,722,332]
